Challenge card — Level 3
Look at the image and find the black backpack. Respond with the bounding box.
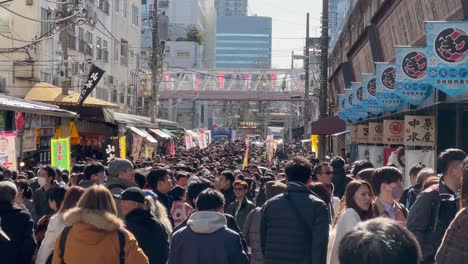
[427,184,458,247]
[59,226,126,264]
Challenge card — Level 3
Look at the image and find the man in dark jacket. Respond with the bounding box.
[406,148,467,264]
[330,157,353,199]
[261,156,329,264]
[0,181,36,264]
[219,170,236,210]
[169,189,248,264]
[226,180,256,230]
[147,169,174,225]
[119,187,169,264]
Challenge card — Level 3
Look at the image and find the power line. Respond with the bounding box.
[0,4,80,23]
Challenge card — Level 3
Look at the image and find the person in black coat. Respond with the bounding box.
[118,187,170,264]
[261,157,329,264]
[331,157,353,199]
[0,181,36,264]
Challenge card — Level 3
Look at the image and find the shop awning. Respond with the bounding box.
[149,128,171,139]
[114,112,156,128]
[311,116,347,135]
[0,94,76,117]
[129,126,158,143]
[161,129,175,138]
[25,82,118,108]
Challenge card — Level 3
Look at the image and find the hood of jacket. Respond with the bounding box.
[125,208,156,225]
[187,211,227,234]
[63,207,124,245]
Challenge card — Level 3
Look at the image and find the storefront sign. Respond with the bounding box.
[120,136,126,159]
[101,137,120,165]
[375,62,404,111]
[51,138,70,171]
[395,46,432,105]
[426,21,468,96]
[352,82,369,120]
[0,132,16,170]
[132,135,143,160]
[362,74,385,115]
[349,125,358,143]
[23,130,37,152]
[357,125,369,144]
[199,131,207,149]
[185,133,194,150]
[145,145,154,159]
[404,115,435,147]
[383,120,404,145]
[344,89,360,122]
[337,94,348,122]
[368,122,383,144]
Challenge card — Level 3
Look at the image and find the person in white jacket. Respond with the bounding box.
[328,180,375,264]
[35,186,85,264]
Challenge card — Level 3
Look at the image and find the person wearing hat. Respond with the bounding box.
[0,181,36,263]
[105,158,135,195]
[119,187,169,264]
[243,181,286,264]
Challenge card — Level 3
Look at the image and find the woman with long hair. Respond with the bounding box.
[52,185,148,263]
[436,158,468,263]
[36,186,85,264]
[328,180,375,264]
[14,179,34,214]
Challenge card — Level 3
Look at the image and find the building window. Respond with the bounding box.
[111,90,118,102]
[85,31,94,57]
[132,5,139,26]
[176,51,190,57]
[114,0,119,13]
[123,0,128,18]
[103,40,109,62]
[41,8,52,36]
[121,39,128,66]
[119,92,125,104]
[113,41,119,61]
[78,28,85,53]
[98,0,109,14]
[96,37,102,60]
[40,72,51,83]
[67,26,76,50]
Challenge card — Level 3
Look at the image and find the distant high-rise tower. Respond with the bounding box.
[215,0,248,16]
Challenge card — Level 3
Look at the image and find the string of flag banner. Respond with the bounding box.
[338,21,468,124]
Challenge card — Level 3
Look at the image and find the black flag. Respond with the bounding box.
[77,64,105,115]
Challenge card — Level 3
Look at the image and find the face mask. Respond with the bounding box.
[392,183,404,200]
[38,177,47,187]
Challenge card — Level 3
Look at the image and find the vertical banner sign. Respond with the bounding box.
[362,74,385,115]
[22,130,37,152]
[349,125,358,143]
[383,120,404,145]
[311,135,319,153]
[185,133,194,150]
[344,89,360,122]
[167,141,176,156]
[51,138,70,171]
[404,115,435,147]
[270,73,276,90]
[77,65,105,115]
[337,94,349,122]
[0,132,16,170]
[426,21,468,96]
[199,131,207,149]
[102,137,120,164]
[357,125,369,144]
[395,46,432,105]
[368,122,383,144]
[132,135,143,160]
[375,62,403,111]
[119,136,126,159]
[15,112,25,132]
[351,82,369,119]
[243,136,250,168]
[267,135,274,163]
[217,72,225,90]
[145,146,154,159]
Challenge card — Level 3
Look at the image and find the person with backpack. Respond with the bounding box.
[371,166,408,223]
[52,185,148,264]
[401,168,437,210]
[399,164,426,208]
[260,156,329,264]
[406,148,467,264]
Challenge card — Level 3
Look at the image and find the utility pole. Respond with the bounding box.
[318,0,329,160]
[303,13,311,139]
[150,0,160,123]
[60,0,71,95]
[291,51,294,69]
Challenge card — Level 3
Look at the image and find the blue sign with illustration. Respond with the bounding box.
[344,89,361,122]
[375,62,404,111]
[338,94,349,122]
[426,21,468,97]
[395,46,433,105]
[362,73,385,115]
[351,82,369,120]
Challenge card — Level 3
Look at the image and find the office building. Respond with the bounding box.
[215,0,248,16]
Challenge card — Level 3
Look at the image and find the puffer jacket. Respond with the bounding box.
[260,181,329,264]
[243,207,263,264]
[52,207,148,264]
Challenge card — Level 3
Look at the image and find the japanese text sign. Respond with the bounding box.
[362,74,385,115]
[375,62,404,111]
[357,125,369,144]
[395,46,433,105]
[51,138,70,171]
[0,132,16,171]
[404,115,435,147]
[368,122,383,144]
[426,21,468,97]
[383,120,404,145]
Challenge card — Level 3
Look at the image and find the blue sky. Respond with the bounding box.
[249,0,323,69]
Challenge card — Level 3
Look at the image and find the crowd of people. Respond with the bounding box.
[0,140,467,264]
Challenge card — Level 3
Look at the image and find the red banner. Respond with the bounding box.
[217,73,225,90]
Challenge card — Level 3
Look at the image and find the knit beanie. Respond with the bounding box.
[108,158,133,177]
[265,181,287,200]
